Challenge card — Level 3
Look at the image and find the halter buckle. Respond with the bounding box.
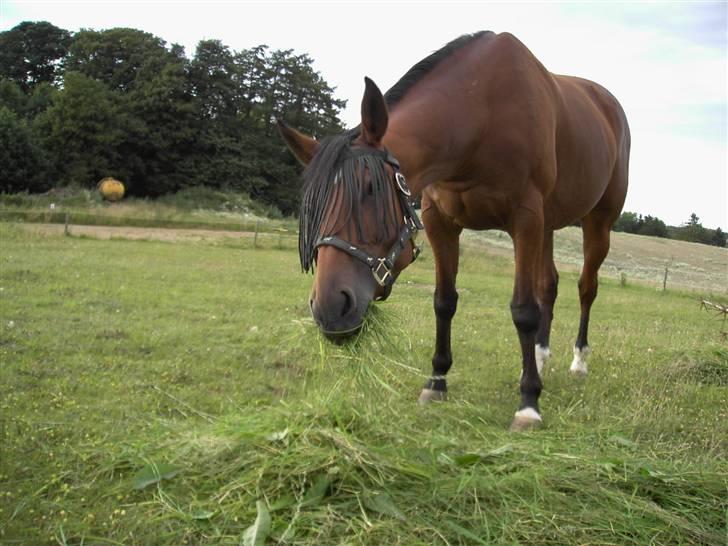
[372,258,393,287]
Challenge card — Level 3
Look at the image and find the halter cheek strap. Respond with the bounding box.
[315,222,418,288]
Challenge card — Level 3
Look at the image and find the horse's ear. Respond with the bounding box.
[361,77,388,146]
[277,120,319,165]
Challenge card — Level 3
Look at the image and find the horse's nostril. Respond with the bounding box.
[309,290,316,312]
[340,289,354,318]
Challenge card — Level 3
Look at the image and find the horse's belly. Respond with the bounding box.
[544,179,609,229]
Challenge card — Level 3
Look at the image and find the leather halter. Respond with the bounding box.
[313,148,423,298]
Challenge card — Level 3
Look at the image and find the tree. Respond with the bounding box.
[0,21,71,92]
[189,40,240,121]
[1,25,347,211]
[63,28,198,196]
[35,72,127,188]
[677,212,710,244]
[66,28,178,93]
[122,60,198,196]
[182,40,345,210]
[0,107,48,193]
[613,211,640,233]
[0,79,27,115]
[231,45,345,212]
[638,215,668,238]
[711,227,727,248]
[253,47,345,137]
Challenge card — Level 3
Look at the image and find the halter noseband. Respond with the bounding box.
[312,148,424,297]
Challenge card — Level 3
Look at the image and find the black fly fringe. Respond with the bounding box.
[298,132,397,272]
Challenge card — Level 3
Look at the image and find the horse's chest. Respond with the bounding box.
[427,183,510,230]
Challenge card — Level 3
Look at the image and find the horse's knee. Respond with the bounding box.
[511,302,541,334]
[434,290,458,321]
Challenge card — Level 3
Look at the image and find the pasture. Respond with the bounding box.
[0,222,726,545]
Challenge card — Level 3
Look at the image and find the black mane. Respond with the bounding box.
[384,31,492,106]
[298,32,492,271]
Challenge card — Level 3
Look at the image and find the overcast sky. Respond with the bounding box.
[2,0,726,229]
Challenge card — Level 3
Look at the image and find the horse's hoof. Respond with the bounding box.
[509,408,543,432]
[418,388,447,404]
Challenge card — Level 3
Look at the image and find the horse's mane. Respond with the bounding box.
[298,32,492,271]
[384,31,493,106]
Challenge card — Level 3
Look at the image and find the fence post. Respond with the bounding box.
[662,257,673,292]
[64,212,70,236]
[254,220,259,249]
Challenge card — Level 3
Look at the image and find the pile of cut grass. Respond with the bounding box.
[92,396,724,545]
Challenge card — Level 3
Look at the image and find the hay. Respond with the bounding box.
[98,177,125,202]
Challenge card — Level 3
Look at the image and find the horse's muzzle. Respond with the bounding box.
[310,286,366,342]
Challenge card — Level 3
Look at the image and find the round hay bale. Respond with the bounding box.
[98,177,125,202]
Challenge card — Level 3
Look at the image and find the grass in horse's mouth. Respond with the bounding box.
[313,304,422,398]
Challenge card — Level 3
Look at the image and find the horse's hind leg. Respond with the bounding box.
[535,231,558,376]
[419,195,462,403]
[571,209,615,375]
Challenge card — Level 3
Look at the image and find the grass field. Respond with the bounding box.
[1,222,726,545]
[0,187,296,234]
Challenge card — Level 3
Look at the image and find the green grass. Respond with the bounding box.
[0,186,296,233]
[0,223,726,545]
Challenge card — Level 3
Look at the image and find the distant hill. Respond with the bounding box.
[462,227,727,294]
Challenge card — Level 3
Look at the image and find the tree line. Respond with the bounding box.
[1,21,725,246]
[614,211,726,247]
[0,21,345,214]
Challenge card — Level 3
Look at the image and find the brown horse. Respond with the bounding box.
[279,31,630,431]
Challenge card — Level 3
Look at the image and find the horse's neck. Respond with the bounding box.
[382,98,465,196]
[382,124,432,196]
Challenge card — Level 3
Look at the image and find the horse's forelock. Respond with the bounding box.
[298,136,399,272]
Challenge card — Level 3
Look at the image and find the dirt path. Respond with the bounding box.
[23,222,258,242]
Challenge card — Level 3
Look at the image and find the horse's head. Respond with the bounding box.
[278,78,422,341]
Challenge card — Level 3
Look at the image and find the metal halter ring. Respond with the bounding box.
[395,172,411,196]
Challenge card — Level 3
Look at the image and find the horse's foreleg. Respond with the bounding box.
[509,202,545,431]
[419,199,461,403]
[572,211,612,375]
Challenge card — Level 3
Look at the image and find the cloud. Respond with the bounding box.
[566,1,727,50]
